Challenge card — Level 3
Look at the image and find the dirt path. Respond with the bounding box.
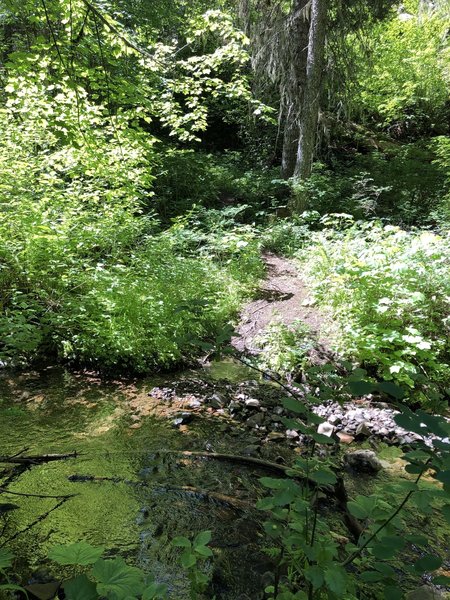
[232,253,329,354]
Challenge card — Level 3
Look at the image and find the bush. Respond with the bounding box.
[152,150,289,221]
[299,221,450,407]
[0,113,262,372]
[294,145,446,225]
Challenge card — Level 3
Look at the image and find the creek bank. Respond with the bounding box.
[147,372,445,451]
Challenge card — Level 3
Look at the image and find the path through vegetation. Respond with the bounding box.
[232,253,329,355]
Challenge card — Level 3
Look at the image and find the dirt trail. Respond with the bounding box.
[232,253,328,354]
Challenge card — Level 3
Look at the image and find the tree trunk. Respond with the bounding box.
[280,0,310,179]
[290,0,328,212]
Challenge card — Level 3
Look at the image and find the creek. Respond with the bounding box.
[0,360,274,599]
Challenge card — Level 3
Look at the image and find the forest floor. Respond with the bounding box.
[231,252,334,359]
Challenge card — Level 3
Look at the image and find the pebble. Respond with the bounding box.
[317,422,335,437]
[245,398,260,408]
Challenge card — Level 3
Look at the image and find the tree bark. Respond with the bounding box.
[290,0,328,212]
[280,0,310,179]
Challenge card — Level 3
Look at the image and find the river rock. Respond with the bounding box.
[406,586,444,599]
[344,450,383,473]
[317,422,335,437]
[336,432,355,444]
[245,398,260,408]
[246,412,265,427]
[355,422,371,439]
[172,412,193,427]
[210,393,226,408]
[267,432,285,442]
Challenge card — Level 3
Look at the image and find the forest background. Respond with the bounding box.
[0,0,450,598]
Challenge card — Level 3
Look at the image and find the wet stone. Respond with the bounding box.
[246,413,265,427]
[344,450,383,474]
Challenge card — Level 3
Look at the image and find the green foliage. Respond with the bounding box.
[153,150,288,221]
[259,381,450,599]
[349,4,450,134]
[172,531,213,598]
[299,221,450,408]
[255,320,316,377]
[290,147,446,224]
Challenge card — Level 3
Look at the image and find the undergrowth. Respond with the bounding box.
[297,220,450,408]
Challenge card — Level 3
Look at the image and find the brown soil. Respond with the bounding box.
[232,253,330,355]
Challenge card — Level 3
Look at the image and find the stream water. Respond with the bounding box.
[0,361,272,599]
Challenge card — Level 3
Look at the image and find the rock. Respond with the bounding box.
[273,406,284,415]
[266,432,285,442]
[355,422,372,439]
[245,398,260,408]
[328,414,342,426]
[286,429,299,439]
[317,422,335,437]
[241,445,260,456]
[246,413,265,427]
[188,399,202,409]
[172,412,193,427]
[210,393,225,408]
[336,432,355,444]
[344,450,383,473]
[405,586,444,599]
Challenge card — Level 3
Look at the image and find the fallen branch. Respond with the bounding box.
[0,452,78,465]
[0,487,76,500]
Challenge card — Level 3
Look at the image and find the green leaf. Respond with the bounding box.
[48,542,104,566]
[260,477,290,490]
[304,565,324,589]
[180,551,197,569]
[413,554,442,573]
[172,536,191,548]
[324,565,348,596]
[310,432,336,445]
[193,530,211,547]
[433,575,450,586]
[347,501,369,519]
[92,558,144,599]
[360,570,385,582]
[310,470,337,485]
[393,413,425,436]
[142,582,168,599]
[372,536,405,559]
[377,381,405,398]
[383,586,403,600]
[348,380,375,396]
[194,545,213,557]
[405,534,428,546]
[282,397,307,414]
[0,548,14,569]
[63,575,98,600]
[436,470,450,485]
[373,562,395,577]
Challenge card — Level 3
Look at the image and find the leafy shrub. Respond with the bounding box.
[0,105,262,372]
[299,221,450,407]
[293,145,446,224]
[255,319,316,377]
[152,150,289,221]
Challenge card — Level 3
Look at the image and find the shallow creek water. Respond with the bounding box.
[0,361,273,599]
